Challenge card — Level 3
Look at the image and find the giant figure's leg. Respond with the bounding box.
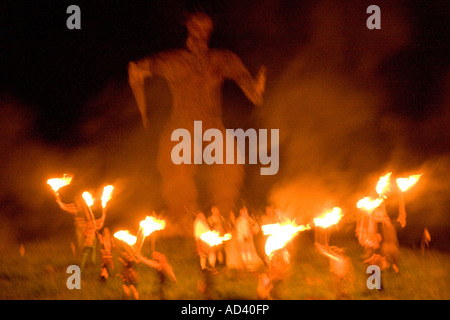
[157,128,198,234]
[205,162,244,217]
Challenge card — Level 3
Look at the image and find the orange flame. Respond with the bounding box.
[200,230,232,246]
[139,216,166,237]
[101,185,114,208]
[82,191,94,207]
[357,197,383,211]
[262,220,311,257]
[114,230,137,246]
[397,174,422,192]
[313,207,343,228]
[47,174,72,193]
[376,172,392,196]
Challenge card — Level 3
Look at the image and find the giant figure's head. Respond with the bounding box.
[185,12,213,54]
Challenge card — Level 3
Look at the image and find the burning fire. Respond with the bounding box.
[376,172,392,196]
[262,220,311,257]
[47,174,72,193]
[200,230,232,246]
[139,216,166,237]
[114,230,137,246]
[397,174,422,192]
[313,207,343,228]
[82,191,94,207]
[356,197,383,211]
[101,185,114,208]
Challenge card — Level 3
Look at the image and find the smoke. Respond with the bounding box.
[0,95,70,241]
[1,0,448,244]
[251,0,415,222]
[239,0,450,249]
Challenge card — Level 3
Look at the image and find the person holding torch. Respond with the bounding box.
[80,191,106,271]
[47,175,88,254]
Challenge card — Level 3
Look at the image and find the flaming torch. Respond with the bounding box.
[47,174,73,198]
[356,197,384,212]
[114,230,137,246]
[200,230,232,247]
[101,185,114,215]
[114,230,138,256]
[396,174,422,228]
[262,220,311,259]
[135,215,166,254]
[82,191,98,230]
[376,172,392,197]
[313,207,343,247]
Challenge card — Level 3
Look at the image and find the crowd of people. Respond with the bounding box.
[54,188,402,300]
[55,194,176,299]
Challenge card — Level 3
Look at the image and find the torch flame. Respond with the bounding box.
[114,230,137,246]
[82,191,94,207]
[47,174,72,193]
[313,207,343,228]
[200,230,232,246]
[357,197,383,211]
[101,185,114,208]
[376,172,392,196]
[139,216,166,237]
[262,220,311,257]
[397,174,422,192]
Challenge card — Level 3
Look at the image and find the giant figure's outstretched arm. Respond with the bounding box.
[222,51,266,107]
[128,52,175,129]
[128,59,153,129]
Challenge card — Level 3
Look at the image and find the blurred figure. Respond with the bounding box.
[141,251,177,300]
[224,210,245,270]
[207,206,227,266]
[55,195,88,255]
[118,248,139,300]
[257,272,273,300]
[380,214,400,273]
[255,205,281,267]
[80,210,105,271]
[118,245,173,300]
[98,227,115,282]
[260,205,280,226]
[235,206,259,270]
[267,248,290,299]
[421,228,431,256]
[356,207,382,259]
[193,212,214,270]
[316,243,355,299]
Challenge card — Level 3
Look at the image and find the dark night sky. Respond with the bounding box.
[0,0,449,247]
[0,0,447,143]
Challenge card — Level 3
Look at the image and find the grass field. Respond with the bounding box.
[0,234,449,300]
